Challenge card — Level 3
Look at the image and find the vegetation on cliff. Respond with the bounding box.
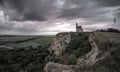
[65,33,91,65]
[45,32,120,72]
[47,33,91,65]
[91,45,120,72]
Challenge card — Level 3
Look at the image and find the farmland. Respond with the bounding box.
[0,35,55,72]
[32,37,54,46]
[95,32,120,44]
[0,35,55,49]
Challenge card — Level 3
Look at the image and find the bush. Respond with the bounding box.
[0,47,49,72]
[67,53,77,65]
[65,36,81,54]
[94,28,120,33]
[92,46,120,72]
[65,33,91,65]
[65,33,91,58]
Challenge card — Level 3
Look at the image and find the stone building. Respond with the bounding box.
[76,22,83,32]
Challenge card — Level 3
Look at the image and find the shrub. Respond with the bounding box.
[67,53,77,65]
[65,33,91,58]
[65,37,81,54]
[0,47,49,72]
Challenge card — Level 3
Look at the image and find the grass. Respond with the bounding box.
[0,36,34,41]
[32,37,55,46]
[0,35,55,49]
[92,45,120,72]
[95,32,120,44]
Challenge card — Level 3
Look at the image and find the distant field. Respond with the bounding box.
[0,35,55,48]
[0,36,34,41]
[95,32,120,44]
[32,37,55,46]
[0,36,35,45]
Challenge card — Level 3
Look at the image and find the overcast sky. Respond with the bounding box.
[0,0,120,35]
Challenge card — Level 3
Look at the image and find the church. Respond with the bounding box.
[76,22,83,32]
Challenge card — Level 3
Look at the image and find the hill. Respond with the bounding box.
[0,32,120,72]
[45,32,120,72]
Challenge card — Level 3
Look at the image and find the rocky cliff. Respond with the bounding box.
[48,32,80,59]
[45,32,120,72]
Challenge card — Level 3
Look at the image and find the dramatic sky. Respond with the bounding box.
[0,0,120,35]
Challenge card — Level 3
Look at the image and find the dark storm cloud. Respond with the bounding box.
[94,0,120,17]
[59,0,120,19]
[59,7,109,19]
[0,20,39,34]
[115,8,120,17]
[0,0,120,21]
[0,0,57,21]
[58,0,98,19]
[94,0,120,7]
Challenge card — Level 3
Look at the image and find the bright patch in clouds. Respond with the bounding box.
[0,10,5,20]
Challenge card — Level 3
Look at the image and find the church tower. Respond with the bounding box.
[76,22,83,32]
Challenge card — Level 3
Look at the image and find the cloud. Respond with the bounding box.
[0,0,58,21]
[0,0,120,21]
[0,20,39,35]
[94,0,120,17]
[0,0,120,35]
[93,0,120,7]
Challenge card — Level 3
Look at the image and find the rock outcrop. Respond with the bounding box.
[49,32,80,58]
[45,33,119,72]
[49,32,71,57]
[77,33,106,66]
[44,62,81,72]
